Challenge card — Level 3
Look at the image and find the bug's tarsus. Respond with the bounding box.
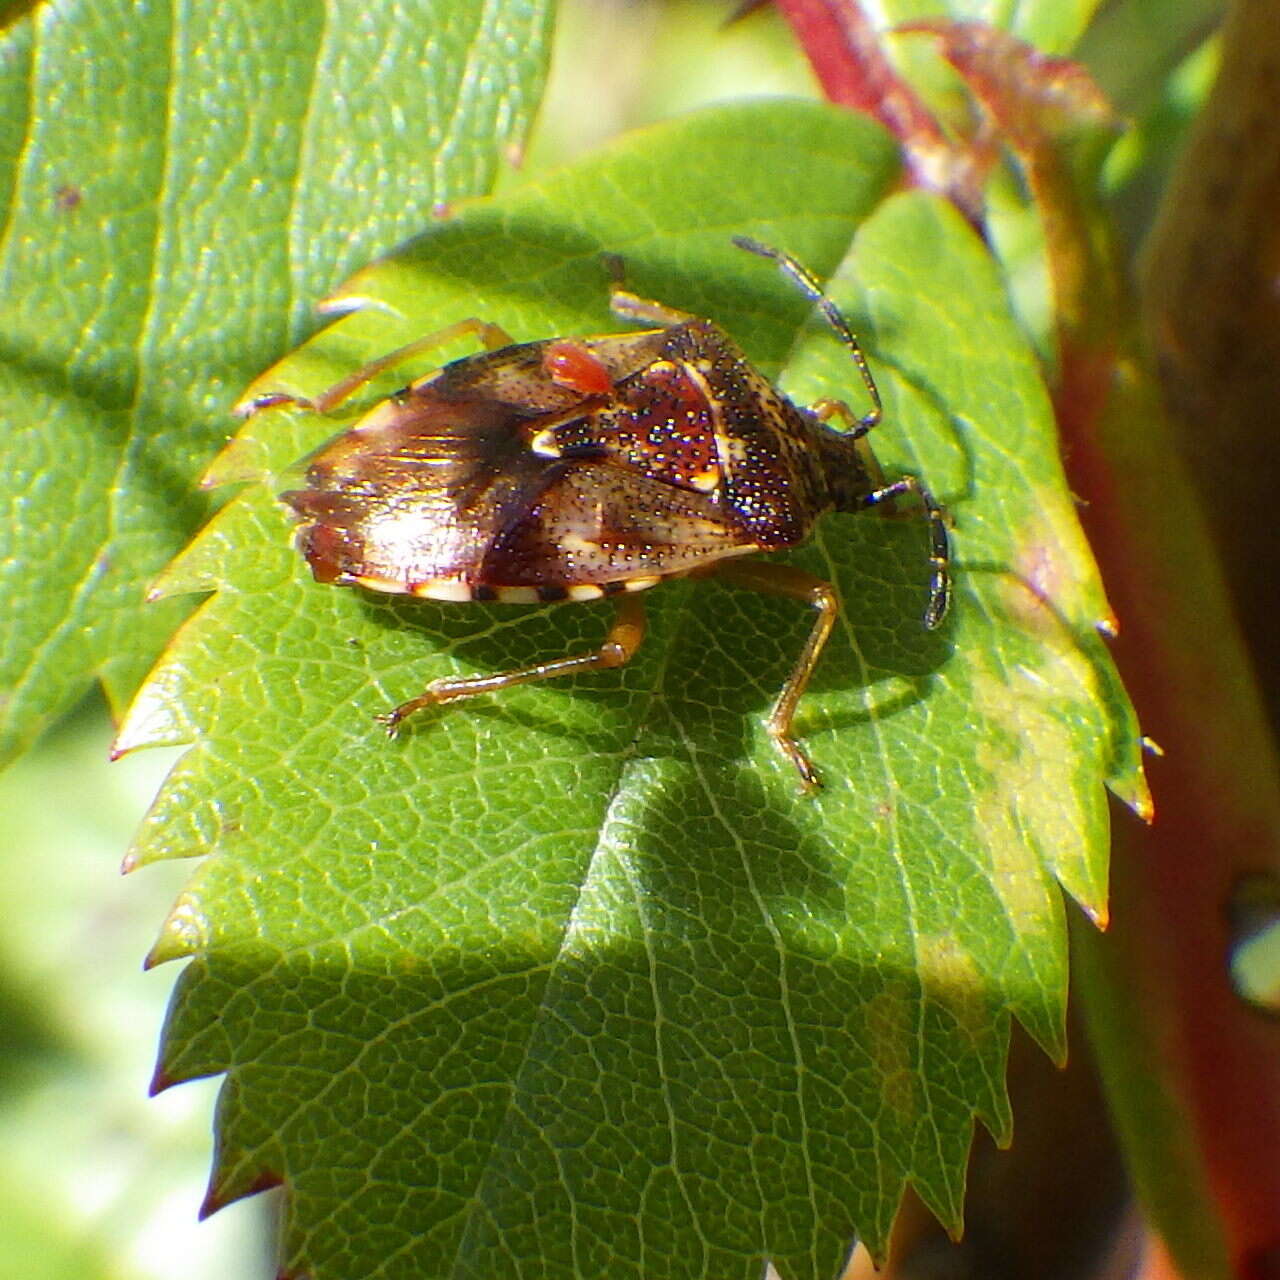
[732,236,881,437]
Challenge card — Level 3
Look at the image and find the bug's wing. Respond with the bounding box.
[479,460,758,593]
[280,328,762,598]
[282,389,560,593]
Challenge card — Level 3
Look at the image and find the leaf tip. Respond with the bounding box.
[1081,899,1110,931]
[144,935,190,970]
[201,1168,284,1220]
[143,561,199,603]
[110,718,148,760]
[1110,767,1155,825]
[198,1181,228,1221]
[146,894,209,968]
[114,665,192,755]
[149,1062,177,1096]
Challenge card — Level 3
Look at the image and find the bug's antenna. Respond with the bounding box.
[732,236,881,438]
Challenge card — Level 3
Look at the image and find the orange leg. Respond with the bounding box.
[379,593,647,732]
[711,558,840,792]
[603,253,698,328]
[809,396,857,427]
[236,317,515,417]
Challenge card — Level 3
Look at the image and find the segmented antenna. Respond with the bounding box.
[732,235,881,438]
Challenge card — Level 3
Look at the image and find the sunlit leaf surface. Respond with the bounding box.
[0,0,552,762]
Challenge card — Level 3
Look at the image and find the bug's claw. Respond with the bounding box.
[378,699,423,735]
[769,727,823,794]
[235,391,314,419]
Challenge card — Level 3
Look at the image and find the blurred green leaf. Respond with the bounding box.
[1075,0,1220,113]
[120,99,1145,1279]
[0,697,270,1279]
[0,0,553,765]
[0,1175,116,1280]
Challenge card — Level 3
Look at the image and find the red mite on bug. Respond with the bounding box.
[250,238,951,791]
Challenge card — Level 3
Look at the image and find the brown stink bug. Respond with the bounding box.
[257,238,951,790]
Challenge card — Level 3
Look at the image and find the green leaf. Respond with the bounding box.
[1075,0,1221,114]
[121,100,1146,1278]
[0,0,553,765]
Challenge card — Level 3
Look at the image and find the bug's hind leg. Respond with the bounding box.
[709,559,840,792]
[379,593,648,732]
[236,317,515,418]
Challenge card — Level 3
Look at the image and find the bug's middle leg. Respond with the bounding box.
[379,593,648,732]
[708,558,840,792]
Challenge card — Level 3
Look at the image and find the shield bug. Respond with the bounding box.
[256,238,951,790]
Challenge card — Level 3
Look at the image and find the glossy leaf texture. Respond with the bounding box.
[120,101,1148,1279]
[0,0,553,764]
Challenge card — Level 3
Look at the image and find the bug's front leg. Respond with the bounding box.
[235,317,516,418]
[379,593,648,732]
[856,475,952,630]
[709,559,840,792]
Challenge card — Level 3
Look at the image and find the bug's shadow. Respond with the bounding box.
[357,590,664,759]
[590,761,848,921]
[355,512,953,786]
[653,522,953,774]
